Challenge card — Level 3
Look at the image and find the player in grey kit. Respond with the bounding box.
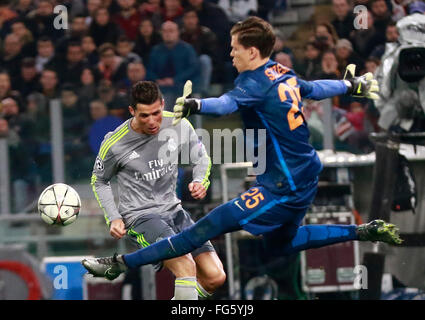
[85,81,226,300]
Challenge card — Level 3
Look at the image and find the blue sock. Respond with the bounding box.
[281,224,358,255]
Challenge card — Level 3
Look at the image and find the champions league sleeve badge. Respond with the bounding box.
[95,157,104,171]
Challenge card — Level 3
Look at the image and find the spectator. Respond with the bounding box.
[0,0,18,37]
[364,57,381,74]
[81,35,99,67]
[335,38,364,74]
[134,18,162,66]
[107,92,131,121]
[370,0,393,35]
[138,0,162,28]
[331,0,355,40]
[0,97,35,213]
[156,0,185,26]
[295,41,322,80]
[61,0,86,19]
[35,36,55,73]
[96,79,130,120]
[84,0,102,25]
[181,8,219,94]
[26,0,65,41]
[275,52,294,69]
[271,29,294,61]
[78,67,100,118]
[391,0,408,21]
[60,83,91,181]
[56,14,89,56]
[1,33,25,81]
[350,12,385,59]
[146,21,201,110]
[313,22,339,51]
[88,99,123,154]
[317,49,341,80]
[13,57,40,99]
[187,0,231,60]
[116,35,142,64]
[344,101,374,153]
[10,18,36,57]
[369,21,399,59]
[303,100,324,150]
[96,42,127,85]
[52,41,88,85]
[12,0,34,18]
[112,0,142,41]
[0,71,21,103]
[119,61,146,95]
[38,67,60,99]
[97,79,117,107]
[218,0,258,23]
[89,7,122,46]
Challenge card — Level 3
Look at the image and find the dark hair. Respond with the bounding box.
[387,21,397,28]
[38,35,53,43]
[183,7,198,16]
[117,35,131,44]
[230,16,276,59]
[130,81,163,109]
[67,41,82,49]
[366,56,381,65]
[98,42,115,55]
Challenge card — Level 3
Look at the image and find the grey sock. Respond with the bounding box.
[174,277,198,300]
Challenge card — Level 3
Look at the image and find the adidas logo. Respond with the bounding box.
[129,151,140,160]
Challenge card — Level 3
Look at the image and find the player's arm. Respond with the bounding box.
[183,118,211,199]
[298,64,379,100]
[91,147,126,239]
[173,81,239,125]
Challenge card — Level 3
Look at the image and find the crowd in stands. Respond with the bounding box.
[0,0,423,212]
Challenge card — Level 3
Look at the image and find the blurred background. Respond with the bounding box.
[0,0,425,300]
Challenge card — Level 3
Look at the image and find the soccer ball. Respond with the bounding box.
[38,183,81,226]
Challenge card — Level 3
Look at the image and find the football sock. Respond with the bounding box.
[196,282,212,299]
[174,277,198,300]
[281,224,358,255]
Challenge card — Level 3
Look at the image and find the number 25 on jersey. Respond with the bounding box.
[278,77,303,131]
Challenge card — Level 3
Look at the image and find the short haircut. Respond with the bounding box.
[117,35,131,44]
[38,36,53,43]
[98,42,115,55]
[230,16,276,59]
[130,81,163,109]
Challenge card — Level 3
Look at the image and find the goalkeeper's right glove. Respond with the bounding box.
[343,64,380,100]
[173,80,201,125]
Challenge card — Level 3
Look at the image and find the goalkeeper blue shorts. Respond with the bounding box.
[231,179,317,236]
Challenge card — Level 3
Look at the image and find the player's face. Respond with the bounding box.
[130,99,164,135]
[230,35,251,73]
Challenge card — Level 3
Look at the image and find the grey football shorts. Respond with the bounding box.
[127,209,215,271]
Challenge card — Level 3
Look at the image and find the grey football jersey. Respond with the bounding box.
[91,111,211,228]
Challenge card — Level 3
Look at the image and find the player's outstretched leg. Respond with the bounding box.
[82,200,243,279]
[277,219,402,256]
[82,253,128,280]
[357,219,403,245]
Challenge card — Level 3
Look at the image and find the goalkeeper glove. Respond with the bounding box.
[343,64,380,100]
[173,80,201,125]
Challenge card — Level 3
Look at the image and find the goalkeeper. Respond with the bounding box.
[83,17,402,281]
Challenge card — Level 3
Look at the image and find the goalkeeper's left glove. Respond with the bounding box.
[343,64,380,100]
[173,80,201,125]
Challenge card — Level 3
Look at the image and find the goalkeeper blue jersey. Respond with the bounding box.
[201,59,348,195]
